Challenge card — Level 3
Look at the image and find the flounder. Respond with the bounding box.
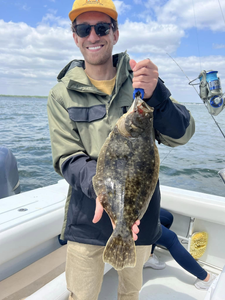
[92,94,160,270]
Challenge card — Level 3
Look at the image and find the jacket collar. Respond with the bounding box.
[57,52,132,94]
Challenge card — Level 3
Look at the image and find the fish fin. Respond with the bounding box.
[103,230,136,270]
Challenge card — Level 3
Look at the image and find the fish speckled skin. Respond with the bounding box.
[92,96,160,270]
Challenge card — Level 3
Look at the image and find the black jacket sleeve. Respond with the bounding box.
[145,78,192,140]
[61,154,97,200]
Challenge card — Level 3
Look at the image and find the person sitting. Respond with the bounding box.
[144,208,217,290]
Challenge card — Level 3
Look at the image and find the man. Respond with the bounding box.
[47,0,195,299]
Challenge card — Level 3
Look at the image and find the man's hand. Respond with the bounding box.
[130,58,158,99]
[92,195,104,224]
[92,196,140,241]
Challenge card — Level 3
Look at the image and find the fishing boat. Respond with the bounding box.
[0,151,225,300]
[1,0,225,297]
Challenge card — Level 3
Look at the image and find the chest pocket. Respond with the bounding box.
[68,105,106,123]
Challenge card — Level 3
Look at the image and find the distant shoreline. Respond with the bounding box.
[0,94,203,104]
[0,94,47,98]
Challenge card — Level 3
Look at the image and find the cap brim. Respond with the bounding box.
[69,7,118,22]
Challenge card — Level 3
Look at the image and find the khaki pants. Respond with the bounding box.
[66,241,152,300]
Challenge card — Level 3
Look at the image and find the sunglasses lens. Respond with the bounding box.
[75,24,91,38]
[95,23,110,36]
[75,23,111,38]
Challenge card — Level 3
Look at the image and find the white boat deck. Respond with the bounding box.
[100,248,217,300]
[1,180,225,299]
[3,247,220,300]
[0,245,218,300]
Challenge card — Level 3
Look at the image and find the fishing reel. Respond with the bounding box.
[189,70,225,116]
[189,70,225,185]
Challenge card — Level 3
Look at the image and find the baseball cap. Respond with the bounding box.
[69,0,118,22]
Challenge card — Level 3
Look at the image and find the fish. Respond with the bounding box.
[92,94,160,270]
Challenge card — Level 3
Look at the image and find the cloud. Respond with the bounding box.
[0,16,186,95]
[114,1,131,15]
[115,19,184,54]
[123,52,225,102]
[0,0,225,99]
[39,10,71,28]
[156,0,225,31]
[22,4,31,11]
[155,55,225,98]
[213,44,225,49]
[144,0,168,8]
[0,19,79,96]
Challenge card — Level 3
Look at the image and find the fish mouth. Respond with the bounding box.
[130,98,153,115]
[116,99,154,138]
[136,101,153,116]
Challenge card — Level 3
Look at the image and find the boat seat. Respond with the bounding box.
[25,263,112,300]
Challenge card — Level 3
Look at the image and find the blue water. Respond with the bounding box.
[0,96,224,197]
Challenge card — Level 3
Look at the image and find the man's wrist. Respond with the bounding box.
[145,78,171,108]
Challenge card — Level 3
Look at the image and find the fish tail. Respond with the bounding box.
[103,229,136,270]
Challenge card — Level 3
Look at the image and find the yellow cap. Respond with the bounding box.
[69,0,118,22]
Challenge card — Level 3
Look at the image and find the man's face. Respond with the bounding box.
[73,12,119,67]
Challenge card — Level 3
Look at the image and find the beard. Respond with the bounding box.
[80,42,113,67]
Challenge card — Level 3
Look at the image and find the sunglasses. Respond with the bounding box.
[74,22,114,38]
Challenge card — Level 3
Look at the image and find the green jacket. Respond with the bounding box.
[47,52,195,245]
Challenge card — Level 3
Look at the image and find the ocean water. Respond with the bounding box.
[0,96,224,197]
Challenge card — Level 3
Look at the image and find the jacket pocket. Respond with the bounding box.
[68,105,106,123]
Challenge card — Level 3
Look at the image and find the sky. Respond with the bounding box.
[0,0,225,103]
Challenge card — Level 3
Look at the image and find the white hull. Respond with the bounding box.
[0,180,225,299]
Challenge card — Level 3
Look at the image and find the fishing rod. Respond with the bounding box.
[167,53,225,184]
[189,70,225,184]
[162,0,225,183]
[188,0,225,133]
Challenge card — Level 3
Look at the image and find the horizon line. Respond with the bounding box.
[0,94,47,98]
